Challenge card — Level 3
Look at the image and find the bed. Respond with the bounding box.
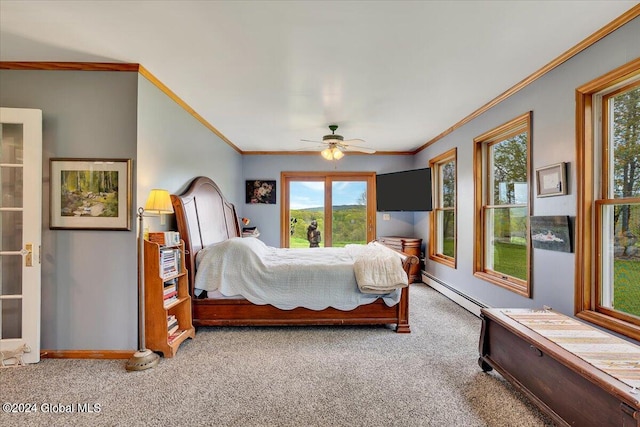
[170,176,418,333]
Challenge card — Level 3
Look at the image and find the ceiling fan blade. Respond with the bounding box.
[343,138,366,144]
[300,139,324,144]
[343,145,376,154]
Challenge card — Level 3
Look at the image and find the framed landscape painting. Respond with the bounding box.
[530,215,572,253]
[50,158,132,230]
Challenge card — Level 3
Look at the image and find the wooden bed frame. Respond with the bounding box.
[170,176,417,333]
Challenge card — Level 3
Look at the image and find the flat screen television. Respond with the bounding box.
[376,168,432,212]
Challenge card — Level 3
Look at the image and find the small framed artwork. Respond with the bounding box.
[530,215,572,253]
[50,158,132,230]
[536,162,567,197]
[246,179,276,204]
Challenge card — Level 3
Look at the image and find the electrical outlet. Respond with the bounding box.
[383,214,390,221]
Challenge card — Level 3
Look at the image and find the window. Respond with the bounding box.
[280,172,376,248]
[576,58,640,341]
[474,112,531,296]
[429,148,457,268]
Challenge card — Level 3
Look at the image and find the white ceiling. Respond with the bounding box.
[1,1,637,153]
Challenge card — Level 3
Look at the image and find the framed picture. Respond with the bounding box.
[50,158,132,230]
[246,180,276,204]
[530,215,572,253]
[536,162,567,197]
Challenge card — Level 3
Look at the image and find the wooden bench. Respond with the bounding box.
[478,308,639,427]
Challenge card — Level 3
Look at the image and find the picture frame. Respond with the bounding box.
[530,215,572,253]
[246,179,276,204]
[50,158,132,230]
[535,162,567,197]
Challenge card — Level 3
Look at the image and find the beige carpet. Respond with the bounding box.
[0,284,552,426]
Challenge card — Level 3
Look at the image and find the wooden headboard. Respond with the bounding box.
[170,176,240,293]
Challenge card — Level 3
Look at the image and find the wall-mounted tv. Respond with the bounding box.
[376,168,432,212]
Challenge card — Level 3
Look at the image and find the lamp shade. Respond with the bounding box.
[144,189,174,214]
[321,146,344,160]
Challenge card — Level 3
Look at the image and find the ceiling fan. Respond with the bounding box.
[301,125,376,160]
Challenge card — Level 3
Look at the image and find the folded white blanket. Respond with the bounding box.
[350,242,409,294]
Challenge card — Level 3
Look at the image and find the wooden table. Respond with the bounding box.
[478,308,639,427]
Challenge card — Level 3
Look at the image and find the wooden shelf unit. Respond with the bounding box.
[144,239,195,358]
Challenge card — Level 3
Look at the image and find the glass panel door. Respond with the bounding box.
[282,172,375,248]
[289,180,325,248]
[0,108,42,364]
[331,180,367,247]
[1,123,24,339]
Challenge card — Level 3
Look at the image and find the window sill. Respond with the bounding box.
[428,254,456,269]
[474,271,530,298]
[576,310,640,343]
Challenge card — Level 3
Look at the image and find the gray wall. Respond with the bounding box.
[412,17,640,318]
[0,69,244,351]
[136,75,243,232]
[0,70,139,350]
[241,154,415,247]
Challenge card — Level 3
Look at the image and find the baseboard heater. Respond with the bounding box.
[421,272,487,317]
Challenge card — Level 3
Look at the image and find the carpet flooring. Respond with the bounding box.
[0,284,552,426]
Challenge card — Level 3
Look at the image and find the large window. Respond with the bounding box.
[280,172,376,248]
[474,112,531,296]
[576,59,640,340]
[429,148,457,268]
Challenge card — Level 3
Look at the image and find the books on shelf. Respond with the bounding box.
[163,295,178,307]
[242,226,260,238]
[167,314,179,336]
[163,289,178,300]
[160,248,180,279]
[168,330,184,344]
[168,323,180,336]
[149,231,180,246]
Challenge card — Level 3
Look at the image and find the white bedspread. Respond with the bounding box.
[194,237,404,310]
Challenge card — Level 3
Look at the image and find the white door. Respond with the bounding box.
[0,108,42,364]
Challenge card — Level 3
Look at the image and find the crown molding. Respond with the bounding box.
[413,4,640,154]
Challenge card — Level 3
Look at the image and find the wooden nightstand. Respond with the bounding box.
[378,236,422,283]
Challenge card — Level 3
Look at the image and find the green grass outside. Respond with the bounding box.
[614,259,640,318]
[289,237,367,248]
[493,241,527,281]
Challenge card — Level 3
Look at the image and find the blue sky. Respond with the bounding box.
[289,181,366,209]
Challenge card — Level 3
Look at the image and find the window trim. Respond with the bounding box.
[429,148,457,268]
[575,58,640,341]
[473,112,532,297]
[280,171,376,248]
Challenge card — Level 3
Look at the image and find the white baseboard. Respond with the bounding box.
[421,272,486,317]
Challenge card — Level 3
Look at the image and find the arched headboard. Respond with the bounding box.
[171,176,240,292]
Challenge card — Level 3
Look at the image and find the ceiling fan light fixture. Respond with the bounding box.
[321,145,344,160]
[321,147,333,160]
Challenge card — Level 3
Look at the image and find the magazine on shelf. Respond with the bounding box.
[168,330,183,344]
